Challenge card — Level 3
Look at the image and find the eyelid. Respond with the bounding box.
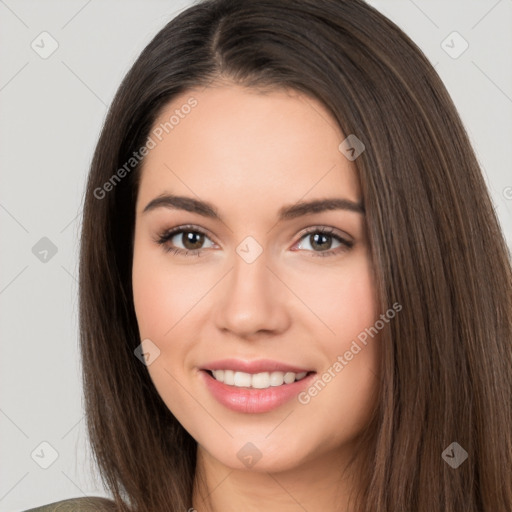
[156,224,217,244]
[295,225,353,244]
[292,226,354,257]
[154,224,215,258]
[155,224,353,256]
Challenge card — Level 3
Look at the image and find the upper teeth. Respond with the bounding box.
[211,370,308,389]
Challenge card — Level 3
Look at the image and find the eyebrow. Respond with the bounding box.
[142,194,365,221]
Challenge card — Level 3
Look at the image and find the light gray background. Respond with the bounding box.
[1,1,511,510]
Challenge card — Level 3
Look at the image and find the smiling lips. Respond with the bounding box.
[208,369,308,389]
[200,358,316,413]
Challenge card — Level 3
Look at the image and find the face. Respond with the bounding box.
[132,84,380,474]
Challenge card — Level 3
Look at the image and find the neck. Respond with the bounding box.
[192,443,363,512]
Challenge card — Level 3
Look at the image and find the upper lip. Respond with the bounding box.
[201,358,314,374]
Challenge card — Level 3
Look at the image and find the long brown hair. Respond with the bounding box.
[79,0,512,510]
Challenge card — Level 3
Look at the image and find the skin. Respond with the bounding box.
[132,83,380,512]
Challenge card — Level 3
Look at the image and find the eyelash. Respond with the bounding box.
[155,224,354,258]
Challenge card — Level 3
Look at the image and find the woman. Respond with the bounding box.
[25,0,512,510]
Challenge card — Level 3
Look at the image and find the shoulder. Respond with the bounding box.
[21,496,117,512]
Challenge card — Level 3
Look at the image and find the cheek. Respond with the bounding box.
[132,249,167,338]
[294,255,380,433]
[333,261,377,337]
[132,240,208,339]
[327,255,380,382]
[131,242,197,418]
[292,252,377,340]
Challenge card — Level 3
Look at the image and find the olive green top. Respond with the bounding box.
[22,496,117,512]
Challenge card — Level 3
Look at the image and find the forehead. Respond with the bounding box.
[136,84,361,214]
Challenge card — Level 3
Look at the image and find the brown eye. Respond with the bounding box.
[156,225,215,255]
[295,227,353,257]
[180,231,205,250]
[308,232,334,251]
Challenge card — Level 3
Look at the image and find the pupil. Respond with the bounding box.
[183,231,204,250]
[180,232,333,251]
[311,233,331,250]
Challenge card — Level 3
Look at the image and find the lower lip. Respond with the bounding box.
[200,370,316,413]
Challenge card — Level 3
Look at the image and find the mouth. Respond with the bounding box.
[203,369,313,390]
[199,360,317,413]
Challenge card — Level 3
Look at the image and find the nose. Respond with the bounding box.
[214,249,291,339]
